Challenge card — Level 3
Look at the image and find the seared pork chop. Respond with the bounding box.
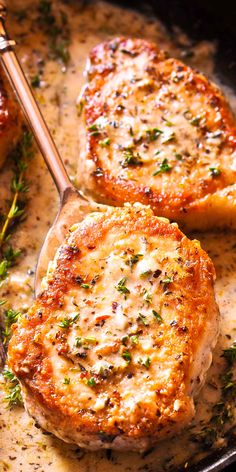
[79,37,236,231]
[8,205,219,451]
[0,67,22,168]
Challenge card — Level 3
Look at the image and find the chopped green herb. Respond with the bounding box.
[121,149,143,167]
[87,377,97,387]
[63,376,70,385]
[74,336,82,347]
[115,277,130,296]
[142,356,151,369]
[190,115,202,126]
[162,132,176,144]
[175,152,182,160]
[153,158,172,176]
[138,313,149,326]
[88,123,101,136]
[75,336,98,348]
[122,350,132,363]
[126,253,143,268]
[83,336,98,345]
[81,283,90,289]
[129,126,134,136]
[31,74,41,88]
[152,310,163,323]
[146,128,163,142]
[3,246,21,265]
[172,74,184,83]
[59,313,79,329]
[121,335,129,346]
[130,335,139,345]
[140,270,152,278]
[209,167,221,177]
[99,138,110,147]
[161,276,173,284]
[162,117,173,126]
[143,290,152,304]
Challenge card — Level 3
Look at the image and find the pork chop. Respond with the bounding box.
[79,37,236,231]
[8,205,219,451]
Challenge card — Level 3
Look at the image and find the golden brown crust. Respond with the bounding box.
[81,37,236,230]
[8,206,219,450]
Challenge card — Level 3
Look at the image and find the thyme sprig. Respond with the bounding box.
[191,340,236,449]
[38,0,71,66]
[2,369,23,408]
[0,130,33,284]
[1,308,21,345]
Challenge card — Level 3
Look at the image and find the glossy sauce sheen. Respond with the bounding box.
[0,1,236,471]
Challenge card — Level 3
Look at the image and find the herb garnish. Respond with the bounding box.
[175,152,182,160]
[0,130,34,285]
[152,310,163,324]
[99,138,110,147]
[140,270,152,278]
[81,283,90,289]
[146,128,163,142]
[121,149,143,168]
[87,377,97,387]
[222,342,236,366]
[38,0,71,66]
[2,369,22,408]
[1,308,21,344]
[88,123,101,136]
[125,253,143,268]
[59,313,79,328]
[138,313,149,326]
[63,376,70,385]
[31,74,41,88]
[153,158,172,176]
[115,277,130,296]
[190,115,202,126]
[139,356,151,369]
[75,336,98,348]
[122,350,132,363]
[209,167,221,177]
[191,340,236,449]
[161,276,173,284]
[130,335,139,345]
[143,290,152,304]
[162,131,176,144]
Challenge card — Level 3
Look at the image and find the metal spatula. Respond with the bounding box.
[0,2,105,296]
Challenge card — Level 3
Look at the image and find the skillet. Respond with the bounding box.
[109,1,236,471]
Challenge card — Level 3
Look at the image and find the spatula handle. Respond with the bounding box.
[0,5,72,198]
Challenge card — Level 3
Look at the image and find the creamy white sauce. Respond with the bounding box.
[0,1,236,471]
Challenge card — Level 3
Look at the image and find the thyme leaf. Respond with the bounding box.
[2,369,22,408]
